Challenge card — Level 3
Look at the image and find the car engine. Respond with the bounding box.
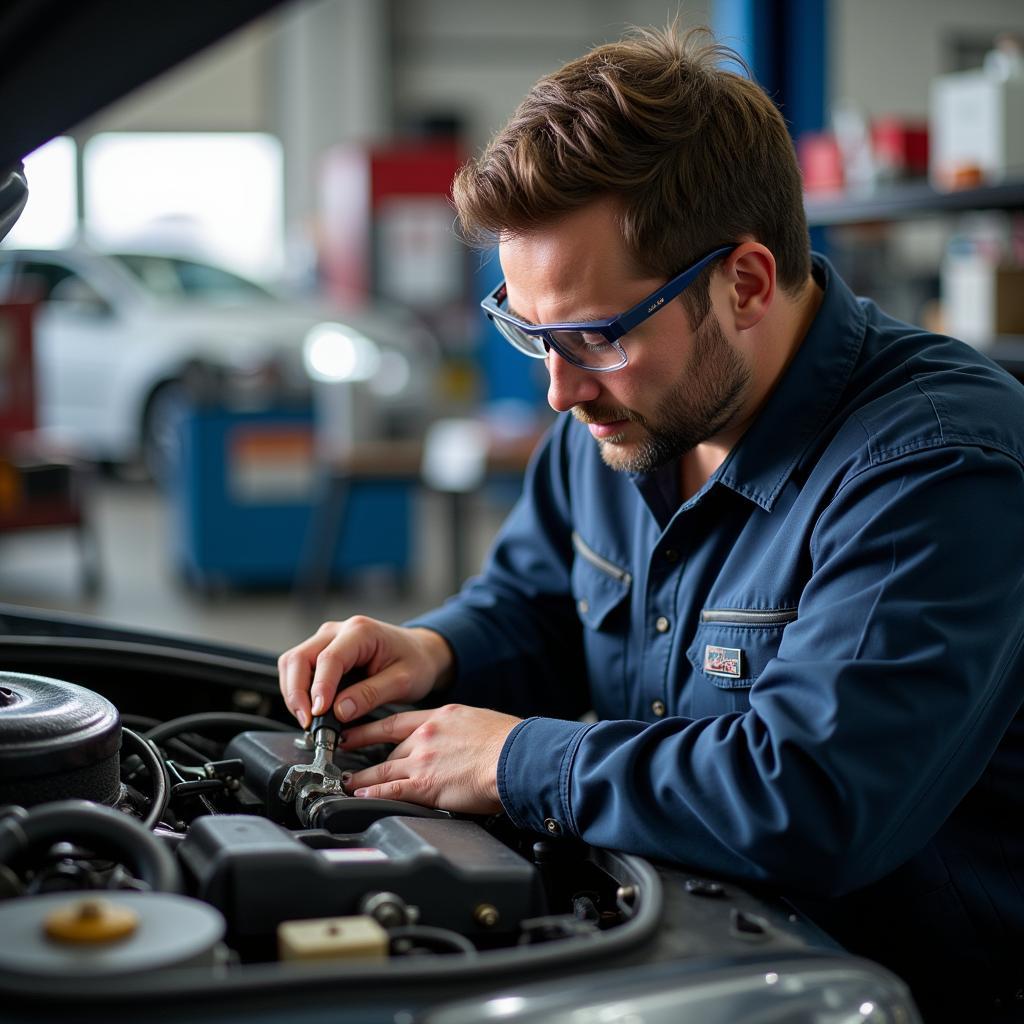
[0,669,649,977]
[0,629,921,1024]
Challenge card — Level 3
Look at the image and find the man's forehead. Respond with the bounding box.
[498,219,662,323]
[498,197,664,273]
[499,202,624,261]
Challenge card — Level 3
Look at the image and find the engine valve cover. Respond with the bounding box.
[178,814,546,949]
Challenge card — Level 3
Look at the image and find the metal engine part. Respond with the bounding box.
[0,672,121,808]
[278,718,347,813]
[226,728,451,831]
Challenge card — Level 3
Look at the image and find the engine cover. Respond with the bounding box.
[178,815,546,951]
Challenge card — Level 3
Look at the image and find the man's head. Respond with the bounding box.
[455,26,815,474]
[496,197,757,473]
[454,25,811,329]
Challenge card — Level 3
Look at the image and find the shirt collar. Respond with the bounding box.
[713,253,866,512]
[628,254,866,523]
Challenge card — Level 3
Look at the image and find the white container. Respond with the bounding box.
[941,253,1024,348]
[930,54,1024,187]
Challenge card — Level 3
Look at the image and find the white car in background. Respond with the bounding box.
[0,245,437,478]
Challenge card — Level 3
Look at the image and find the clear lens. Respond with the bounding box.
[489,313,626,370]
[492,317,548,358]
[548,330,623,370]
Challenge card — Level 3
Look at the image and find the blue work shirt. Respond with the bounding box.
[411,256,1024,1014]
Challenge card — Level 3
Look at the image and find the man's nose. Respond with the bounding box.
[546,349,601,412]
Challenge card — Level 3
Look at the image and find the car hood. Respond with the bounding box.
[0,1,289,174]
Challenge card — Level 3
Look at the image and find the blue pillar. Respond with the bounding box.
[780,0,828,141]
[712,0,778,93]
[713,0,827,139]
[714,0,828,248]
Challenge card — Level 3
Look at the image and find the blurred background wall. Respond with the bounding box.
[1,0,1022,655]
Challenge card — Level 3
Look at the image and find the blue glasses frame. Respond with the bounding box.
[481,243,737,371]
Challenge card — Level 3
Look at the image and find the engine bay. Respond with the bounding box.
[0,668,652,981]
[0,611,921,1024]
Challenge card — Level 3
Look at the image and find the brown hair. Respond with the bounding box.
[453,25,811,326]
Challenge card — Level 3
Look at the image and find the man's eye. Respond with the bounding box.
[558,330,607,350]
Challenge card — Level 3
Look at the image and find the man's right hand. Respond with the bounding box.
[277,617,454,730]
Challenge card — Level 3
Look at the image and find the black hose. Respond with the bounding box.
[388,925,478,957]
[120,727,171,830]
[144,711,293,745]
[163,735,211,764]
[120,713,160,731]
[170,779,224,799]
[124,714,213,764]
[0,800,182,892]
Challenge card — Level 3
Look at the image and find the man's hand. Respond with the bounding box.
[339,704,521,815]
[277,617,454,729]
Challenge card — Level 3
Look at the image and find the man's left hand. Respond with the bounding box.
[339,704,521,815]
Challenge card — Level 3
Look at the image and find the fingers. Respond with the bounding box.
[307,619,370,720]
[352,779,416,802]
[342,714,433,803]
[278,617,445,732]
[282,617,380,727]
[341,710,431,750]
[277,641,319,729]
[345,752,403,792]
[344,755,427,804]
[339,705,511,816]
[331,661,419,724]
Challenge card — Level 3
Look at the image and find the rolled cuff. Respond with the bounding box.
[497,716,594,836]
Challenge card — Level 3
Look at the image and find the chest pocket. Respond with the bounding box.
[571,531,631,716]
[685,607,797,716]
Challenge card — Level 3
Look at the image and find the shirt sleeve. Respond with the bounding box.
[407,415,591,722]
[497,442,1024,897]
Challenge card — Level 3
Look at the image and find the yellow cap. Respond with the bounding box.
[44,898,139,944]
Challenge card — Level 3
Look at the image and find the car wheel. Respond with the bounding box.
[142,381,186,487]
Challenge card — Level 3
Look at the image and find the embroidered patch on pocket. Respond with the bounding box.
[703,644,742,678]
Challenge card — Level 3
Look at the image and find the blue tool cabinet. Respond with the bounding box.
[172,406,412,591]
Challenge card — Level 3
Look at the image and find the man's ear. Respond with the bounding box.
[721,243,775,330]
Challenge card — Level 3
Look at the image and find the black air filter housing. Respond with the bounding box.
[0,672,121,807]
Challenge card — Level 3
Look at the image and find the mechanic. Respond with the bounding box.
[279,26,1024,1021]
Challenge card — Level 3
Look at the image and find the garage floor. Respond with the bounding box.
[0,478,507,658]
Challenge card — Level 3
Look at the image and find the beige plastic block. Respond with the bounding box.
[277,914,389,962]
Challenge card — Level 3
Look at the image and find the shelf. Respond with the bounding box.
[804,179,1024,227]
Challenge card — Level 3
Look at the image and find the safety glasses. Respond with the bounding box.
[481,244,736,371]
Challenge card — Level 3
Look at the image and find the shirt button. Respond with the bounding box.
[663,548,680,563]
[577,598,589,614]
[655,616,670,633]
[651,700,666,717]
[543,817,563,836]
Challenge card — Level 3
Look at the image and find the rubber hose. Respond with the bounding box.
[388,925,478,956]
[0,799,182,893]
[144,711,292,745]
[120,727,171,830]
[120,713,160,731]
[162,736,211,765]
